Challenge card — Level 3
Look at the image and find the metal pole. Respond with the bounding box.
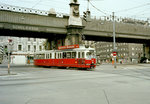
[112,12,117,68]
[8,43,10,74]
[87,0,89,11]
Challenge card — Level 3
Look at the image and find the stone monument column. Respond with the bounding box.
[65,0,84,46]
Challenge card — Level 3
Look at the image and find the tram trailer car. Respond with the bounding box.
[34,45,96,69]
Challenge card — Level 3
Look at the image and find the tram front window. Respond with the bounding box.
[86,50,96,59]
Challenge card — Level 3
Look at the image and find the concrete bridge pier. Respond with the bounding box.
[143,44,150,59]
[45,36,65,50]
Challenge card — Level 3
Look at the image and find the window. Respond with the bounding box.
[34,38,36,42]
[60,53,62,59]
[46,54,48,59]
[46,54,50,59]
[39,46,42,51]
[50,53,52,59]
[82,52,85,58]
[58,53,60,59]
[63,52,66,58]
[48,54,50,59]
[78,52,80,58]
[67,52,71,58]
[72,52,76,58]
[28,45,30,51]
[34,45,36,52]
[18,45,22,51]
[55,53,56,59]
[132,52,135,56]
[124,53,126,56]
[42,54,45,59]
[28,38,30,41]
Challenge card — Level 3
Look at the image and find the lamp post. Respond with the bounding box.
[112,12,117,68]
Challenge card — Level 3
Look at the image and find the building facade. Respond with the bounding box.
[95,42,143,64]
[0,36,46,64]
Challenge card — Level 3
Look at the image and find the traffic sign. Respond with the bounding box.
[113,52,117,57]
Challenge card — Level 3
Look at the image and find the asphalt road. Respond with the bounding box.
[0,64,150,104]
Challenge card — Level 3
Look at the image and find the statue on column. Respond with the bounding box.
[65,0,84,46]
[69,0,82,26]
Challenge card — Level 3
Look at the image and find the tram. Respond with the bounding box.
[34,44,96,69]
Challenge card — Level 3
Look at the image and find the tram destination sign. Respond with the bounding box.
[58,44,79,50]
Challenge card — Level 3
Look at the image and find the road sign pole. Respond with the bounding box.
[7,39,12,75]
[8,43,10,74]
[112,12,117,68]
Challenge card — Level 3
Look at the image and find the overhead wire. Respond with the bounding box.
[116,2,150,13]
[130,7,150,17]
[31,0,43,9]
[89,1,109,16]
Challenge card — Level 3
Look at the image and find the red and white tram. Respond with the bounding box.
[34,45,96,69]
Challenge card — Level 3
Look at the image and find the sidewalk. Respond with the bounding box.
[0,64,33,76]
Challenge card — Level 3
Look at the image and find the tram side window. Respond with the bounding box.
[42,54,45,59]
[78,52,80,58]
[82,52,85,58]
[55,53,56,59]
[63,52,66,58]
[48,54,50,59]
[57,53,60,59]
[37,54,39,59]
[72,52,76,58]
[38,54,41,59]
[50,53,52,59]
[60,53,62,59]
[46,54,48,59]
[67,52,71,58]
[34,54,36,59]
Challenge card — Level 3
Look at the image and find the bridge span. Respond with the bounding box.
[0,10,150,44]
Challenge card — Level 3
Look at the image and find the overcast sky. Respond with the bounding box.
[0,0,150,20]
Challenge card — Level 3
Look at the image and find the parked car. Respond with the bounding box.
[140,57,147,63]
[146,59,150,63]
[140,57,150,63]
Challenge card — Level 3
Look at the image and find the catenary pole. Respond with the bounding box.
[112,12,117,68]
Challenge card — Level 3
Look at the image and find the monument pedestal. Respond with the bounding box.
[65,25,84,45]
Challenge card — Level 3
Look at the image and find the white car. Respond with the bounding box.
[146,59,150,63]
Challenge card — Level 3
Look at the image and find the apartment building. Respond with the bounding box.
[0,36,46,64]
[96,42,143,64]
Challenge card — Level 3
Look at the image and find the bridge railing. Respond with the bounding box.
[82,15,149,26]
[0,4,69,18]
